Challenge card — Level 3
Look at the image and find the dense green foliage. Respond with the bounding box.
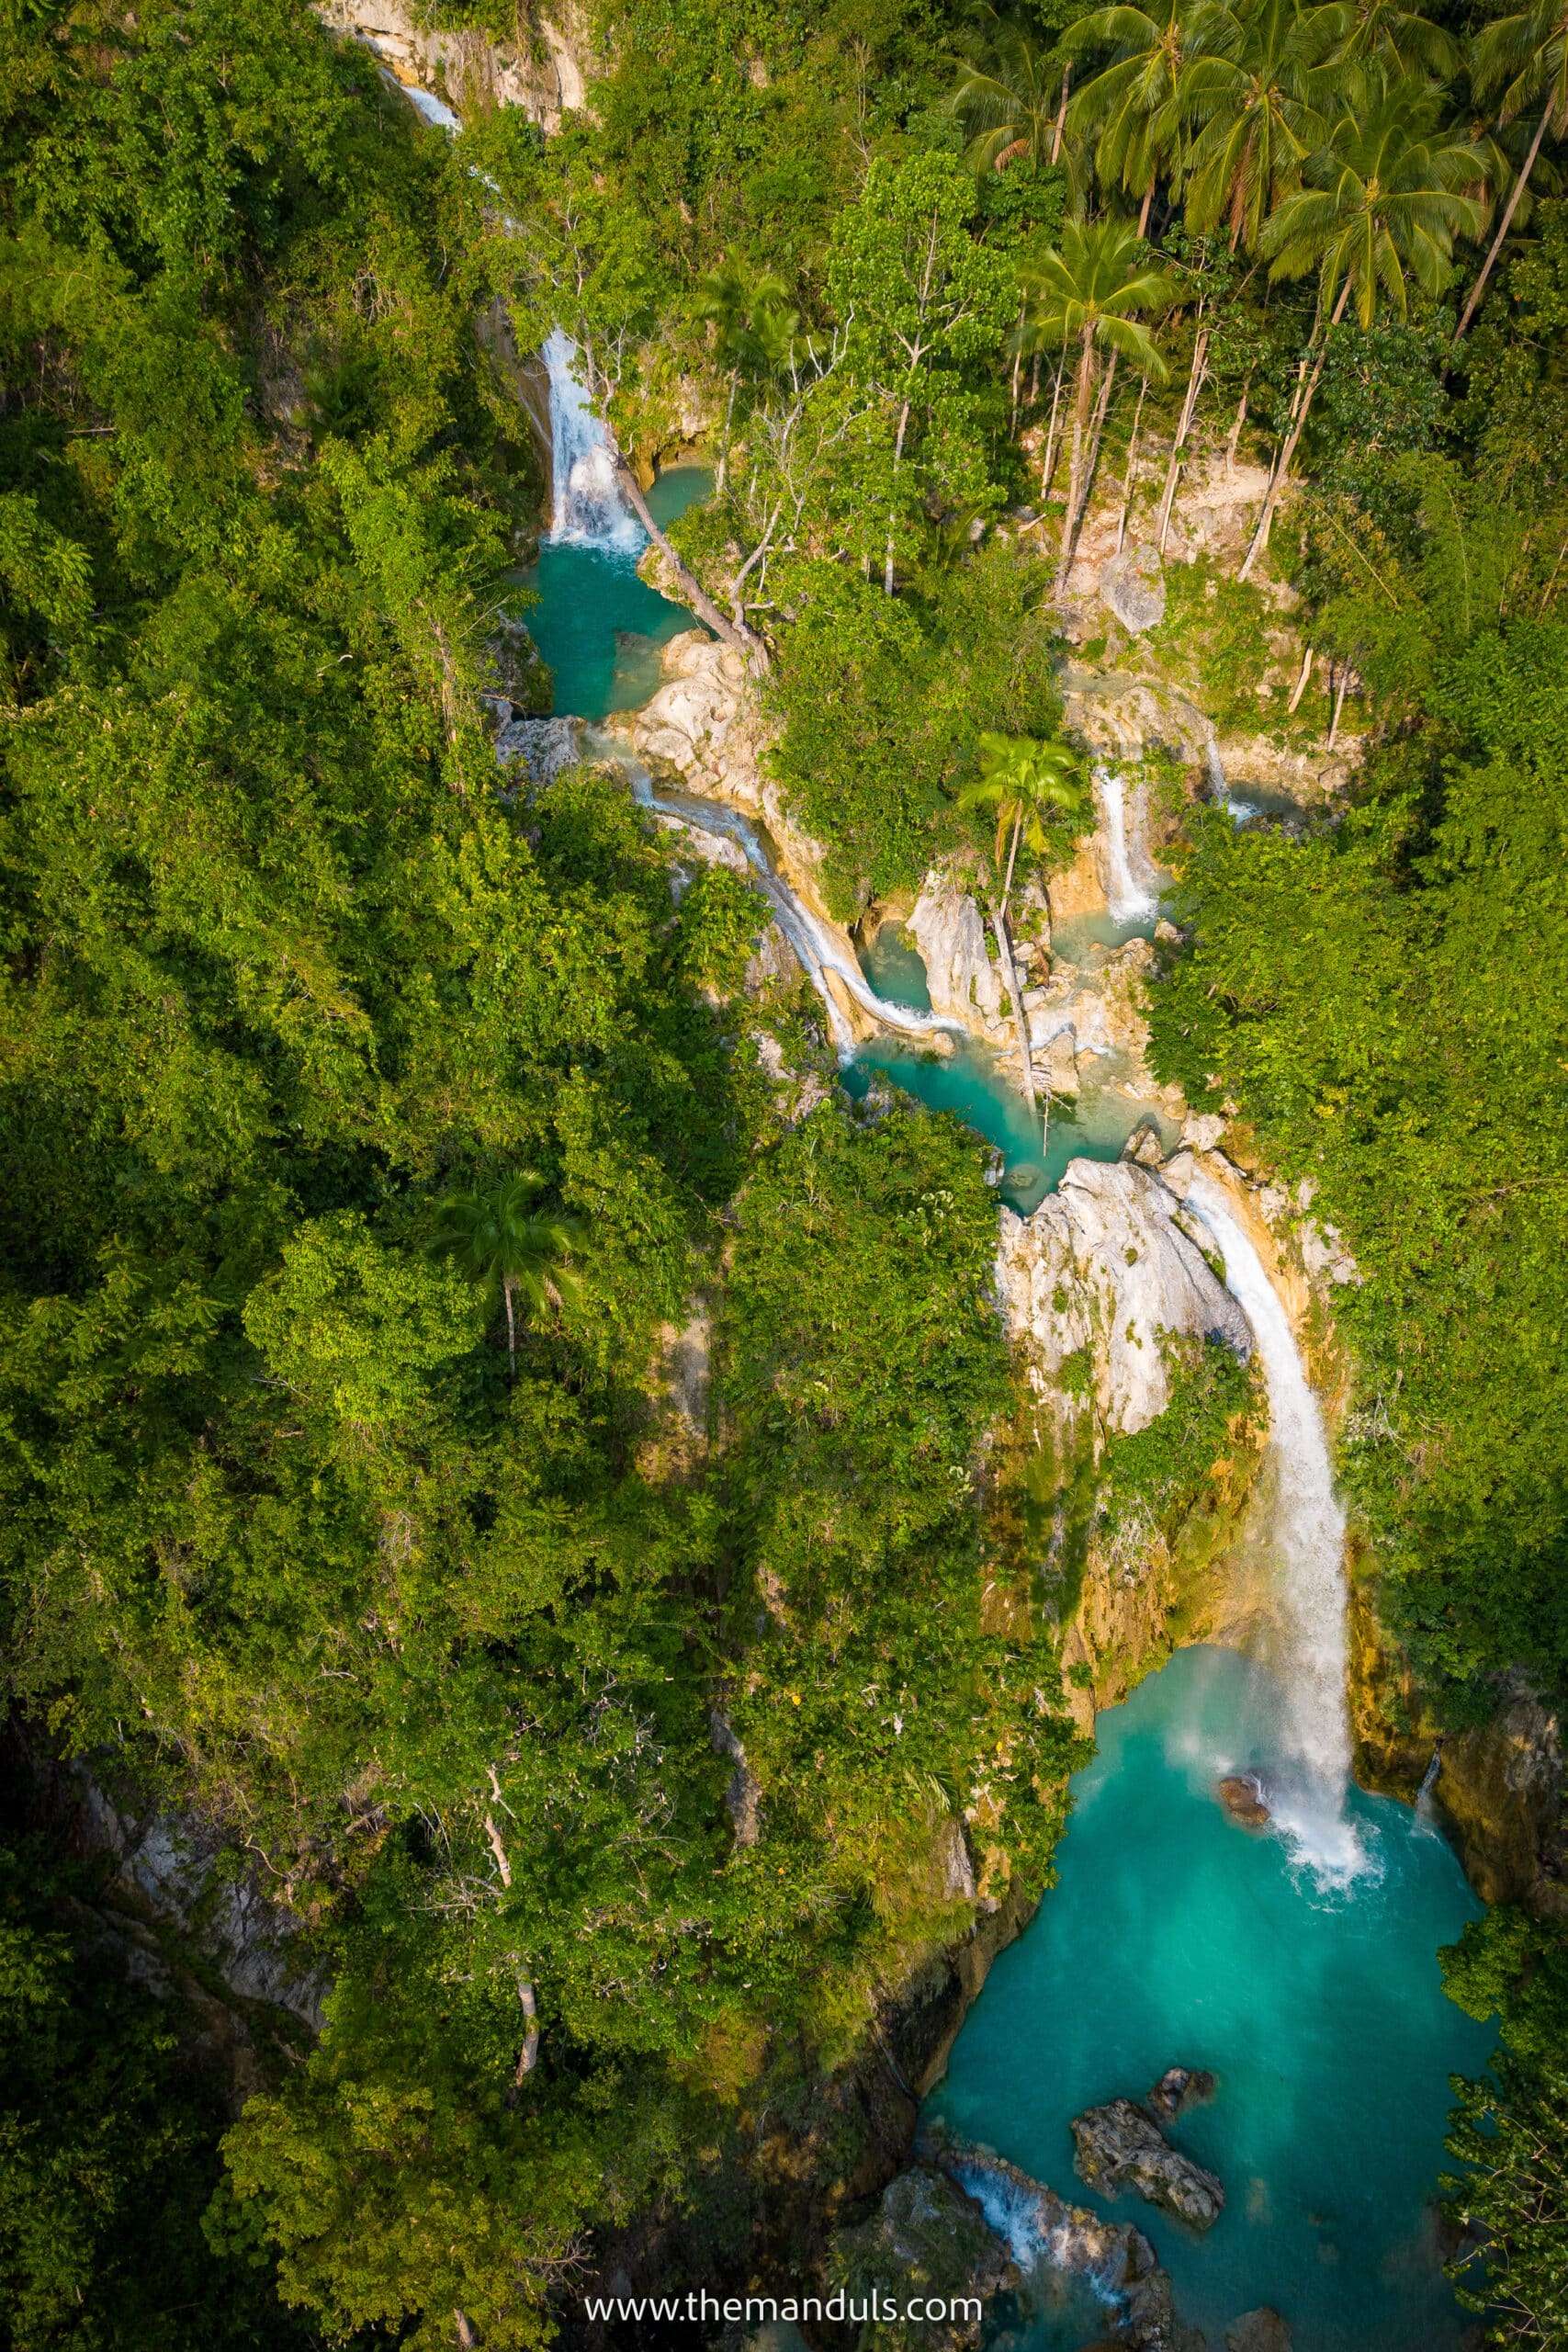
[1442,1908,1568,2346]
[0,1819,305,2352]
[4,0,1568,2338]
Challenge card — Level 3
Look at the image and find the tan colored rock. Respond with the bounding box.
[999,1158,1251,1435]
[312,0,594,130]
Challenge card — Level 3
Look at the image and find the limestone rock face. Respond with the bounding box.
[626,631,767,807]
[1071,2099,1225,2233]
[313,0,593,130]
[998,1159,1252,1435]
[1099,543,1167,634]
[909,881,1006,1031]
[494,714,583,787]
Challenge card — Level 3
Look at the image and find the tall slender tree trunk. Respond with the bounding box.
[1040,354,1067,501]
[989,899,1038,1121]
[1224,373,1250,472]
[503,1278,517,1375]
[885,397,912,595]
[614,458,765,665]
[456,2311,478,2349]
[1060,350,1118,586]
[1327,662,1352,747]
[1050,65,1071,164]
[1117,377,1148,553]
[1000,803,1024,922]
[1155,322,1210,552]
[1137,183,1154,236]
[716,372,739,493]
[1454,99,1554,345]
[1287,642,1314,712]
[1239,279,1351,582]
[1055,330,1097,593]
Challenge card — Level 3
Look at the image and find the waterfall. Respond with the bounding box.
[543,329,640,551]
[587,731,968,1059]
[1415,1741,1444,1834]
[1095,769,1156,923]
[1185,1174,1367,1881]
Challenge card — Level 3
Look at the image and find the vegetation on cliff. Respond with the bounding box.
[3,0,1567,2343]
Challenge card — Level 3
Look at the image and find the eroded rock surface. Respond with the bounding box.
[1099,544,1167,634]
[1147,2065,1218,2122]
[1071,2098,1225,2233]
[909,881,1007,1033]
[936,2145,1194,2350]
[998,1159,1252,1435]
[1219,1774,1270,1827]
[831,2166,1016,2352]
[494,713,583,786]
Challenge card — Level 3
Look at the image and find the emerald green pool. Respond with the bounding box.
[520,464,713,719]
[926,1647,1495,2352]
[846,926,1177,1215]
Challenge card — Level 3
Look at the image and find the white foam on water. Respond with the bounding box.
[543,330,642,550]
[1095,768,1156,922]
[1186,1174,1372,1887]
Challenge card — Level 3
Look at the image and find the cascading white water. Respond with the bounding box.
[1185,1173,1366,1881]
[587,731,968,1059]
[543,329,641,550]
[1094,768,1156,922]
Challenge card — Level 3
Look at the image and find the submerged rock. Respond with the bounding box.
[1147,2066,1218,2123]
[998,1159,1253,1436]
[1071,2098,1225,2233]
[1218,1774,1270,1827]
[1225,2310,1293,2352]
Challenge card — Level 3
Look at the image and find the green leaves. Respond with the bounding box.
[245,1213,482,1427]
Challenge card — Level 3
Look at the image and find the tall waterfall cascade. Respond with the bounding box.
[1185,1174,1367,1882]
[1095,769,1156,922]
[543,329,641,550]
[587,732,968,1059]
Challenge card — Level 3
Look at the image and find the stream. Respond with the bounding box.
[520,336,1495,2352]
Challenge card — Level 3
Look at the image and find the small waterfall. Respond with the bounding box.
[585,732,968,1058]
[1185,1174,1366,1881]
[1095,768,1156,922]
[1415,1741,1443,1833]
[543,329,640,550]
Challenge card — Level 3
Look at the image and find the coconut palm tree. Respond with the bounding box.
[948,12,1081,188]
[1328,0,1459,84]
[1065,0,1202,229]
[960,731,1092,917]
[1453,0,1568,341]
[1017,218,1172,588]
[1179,0,1345,250]
[956,734,1089,1120]
[428,1173,585,1374]
[1239,83,1484,574]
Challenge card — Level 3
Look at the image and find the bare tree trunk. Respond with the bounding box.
[456,2310,478,2350]
[1010,327,1023,430]
[1327,663,1351,747]
[1050,65,1070,164]
[1040,354,1066,501]
[1000,803,1024,922]
[1453,99,1553,345]
[1287,643,1314,712]
[513,1979,539,2086]
[1059,351,1118,586]
[1239,281,1351,582]
[1137,183,1154,236]
[503,1278,516,1375]
[1117,378,1148,554]
[1029,349,1042,405]
[1225,372,1251,473]
[614,458,766,666]
[989,899,1038,1120]
[1155,323,1210,552]
[1055,334,1095,593]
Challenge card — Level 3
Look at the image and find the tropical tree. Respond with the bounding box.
[1453,0,1568,341]
[958,732,1090,1123]
[694,262,796,492]
[1017,217,1171,586]
[1180,0,1344,250]
[1328,0,1459,83]
[949,12,1074,176]
[1065,0,1201,230]
[428,1174,585,1374]
[1240,83,1485,573]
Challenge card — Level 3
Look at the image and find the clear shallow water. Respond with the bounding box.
[925,1646,1494,2352]
[519,465,713,719]
[847,927,1176,1215]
